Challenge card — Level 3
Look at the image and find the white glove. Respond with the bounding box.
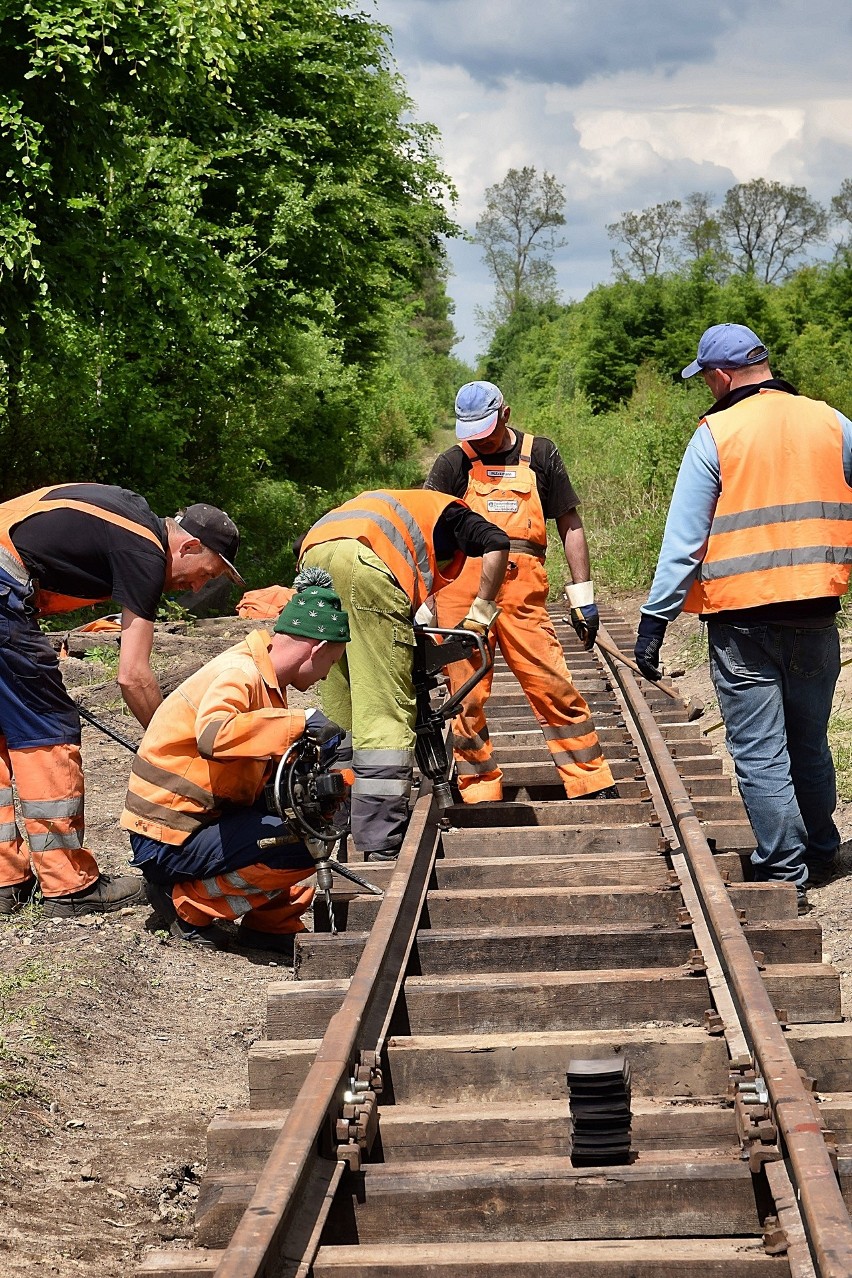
[563,580,595,608]
[461,596,500,634]
[414,596,437,627]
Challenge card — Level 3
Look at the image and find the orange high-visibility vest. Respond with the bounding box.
[300,489,466,608]
[0,485,165,615]
[121,629,305,846]
[685,390,852,614]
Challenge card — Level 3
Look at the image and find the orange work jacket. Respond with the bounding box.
[0,486,164,615]
[685,390,852,614]
[121,629,305,846]
[459,433,548,560]
[300,489,466,608]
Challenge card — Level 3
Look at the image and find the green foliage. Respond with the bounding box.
[0,0,462,584]
[481,252,852,597]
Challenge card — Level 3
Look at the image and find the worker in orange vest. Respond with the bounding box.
[425,381,616,804]
[299,489,509,860]
[635,324,852,907]
[122,582,349,953]
[0,484,244,918]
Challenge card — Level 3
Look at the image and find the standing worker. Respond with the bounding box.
[634,324,852,905]
[424,381,616,804]
[121,582,349,954]
[0,483,245,918]
[299,488,510,861]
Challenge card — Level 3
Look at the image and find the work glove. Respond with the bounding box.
[564,580,599,651]
[634,614,668,682]
[460,596,500,635]
[414,596,437,628]
[304,708,345,756]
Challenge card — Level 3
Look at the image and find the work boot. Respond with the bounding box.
[234,925,297,959]
[366,848,400,863]
[0,878,37,916]
[144,881,229,950]
[806,860,840,889]
[796,885,811,915]
[42,873,146,918]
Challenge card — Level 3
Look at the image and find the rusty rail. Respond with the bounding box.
[596,621,852,1278]
[210,784,441,1278]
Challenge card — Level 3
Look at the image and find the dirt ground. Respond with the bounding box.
[3,601,852,1275]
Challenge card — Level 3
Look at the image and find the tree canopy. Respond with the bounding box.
[0,0,463,584]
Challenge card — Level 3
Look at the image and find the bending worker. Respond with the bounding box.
[425,381,616,804]
[0,483,244,918]
[635,324,852,906]
[121,581,349,953]
[299,488,510,861]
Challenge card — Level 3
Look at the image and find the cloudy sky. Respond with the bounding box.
[374,1,852,364]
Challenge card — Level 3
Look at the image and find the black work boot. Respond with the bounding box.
[0,878,37,916]
[144,881,229,950]
[366,848,400,863]
[43,873,146,918]
[234,925,296,959]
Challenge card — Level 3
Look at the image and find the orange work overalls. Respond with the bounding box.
[435,433,613,801]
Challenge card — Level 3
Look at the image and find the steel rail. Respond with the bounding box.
[596,621,852,1278]
[211,784,441,1278]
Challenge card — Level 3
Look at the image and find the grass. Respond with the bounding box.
[829,705,852,802]
[0,959,56,1101]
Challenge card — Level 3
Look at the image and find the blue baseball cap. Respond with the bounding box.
[681,324,769,379]
[455,381,504,440]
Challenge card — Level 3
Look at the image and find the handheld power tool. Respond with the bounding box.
[259,624,493,933]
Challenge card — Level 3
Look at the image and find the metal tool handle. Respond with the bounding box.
[418,626,493,720]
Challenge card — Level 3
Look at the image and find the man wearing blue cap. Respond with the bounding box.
[425,380,616,804]
[635,323,852,906]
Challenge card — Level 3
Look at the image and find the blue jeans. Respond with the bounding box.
[708,621,840,886]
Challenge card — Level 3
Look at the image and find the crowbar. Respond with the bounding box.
[593,632,705,722]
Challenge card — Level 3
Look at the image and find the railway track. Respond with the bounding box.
[138,608,852,1278]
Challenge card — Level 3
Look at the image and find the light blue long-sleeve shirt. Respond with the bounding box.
[642,407,852,622]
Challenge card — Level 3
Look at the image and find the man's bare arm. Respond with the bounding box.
[117,609,162,727]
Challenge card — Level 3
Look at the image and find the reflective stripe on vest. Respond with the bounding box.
[460,433,548,557]
[300,490,465,607]
[684,392,852,614]
[0,485,165,615]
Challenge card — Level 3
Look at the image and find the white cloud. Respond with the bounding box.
[374,0,852,362]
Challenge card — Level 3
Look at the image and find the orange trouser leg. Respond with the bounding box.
[9,744,100,896]
[496,561,614,799]
[173,863,315,934]
[0,736,31,888]
[436,560,503,802]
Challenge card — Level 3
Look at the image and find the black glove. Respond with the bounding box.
[304,708,345,754]
[570,603,599,651]
[634,614,667,682]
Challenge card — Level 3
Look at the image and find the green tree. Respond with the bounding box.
[474,166,566,331]
[0,0,457,523]
[720,178,828,283]
[607,200,682,280]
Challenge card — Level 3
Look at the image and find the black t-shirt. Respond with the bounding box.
[11,484,168,621]
[425,433,581,520]
[433,501,510,561]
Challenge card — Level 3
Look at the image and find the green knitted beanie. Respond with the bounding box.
[273,585,350,643]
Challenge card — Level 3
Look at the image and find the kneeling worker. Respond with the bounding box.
[120,582,349,952]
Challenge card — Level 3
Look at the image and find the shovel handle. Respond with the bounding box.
[593,634,681,703]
